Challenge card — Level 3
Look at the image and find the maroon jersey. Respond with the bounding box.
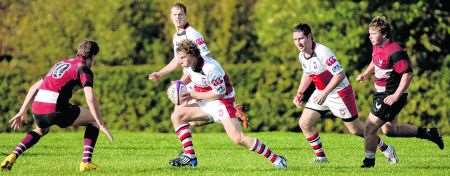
[372,41,412,94]
[32,56,94,114]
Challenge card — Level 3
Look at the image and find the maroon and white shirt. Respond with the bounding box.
[183,58,235,101]
[372,40,412,94]
[173,24,210,59]
[32,56,94,114]
[298,42,350,93]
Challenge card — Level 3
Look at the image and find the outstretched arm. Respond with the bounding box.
[356,62,375,81]
[10,79,43,130]
[148,57,181,80]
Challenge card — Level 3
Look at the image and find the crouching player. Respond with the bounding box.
[292,23,397,164]
[162,40,287,168]
[1,40,113,172]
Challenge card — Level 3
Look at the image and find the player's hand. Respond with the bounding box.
[148,72,161,81]
[180,92,192,103]
[293,93,303,108]
[99,124,114,143]
[9,112,27,130]
[384,93,400,106]
[356,73,368,82]
[314,91,329,105]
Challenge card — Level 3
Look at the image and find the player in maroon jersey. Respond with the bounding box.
[358,16,444,168]
[1,40,113,172]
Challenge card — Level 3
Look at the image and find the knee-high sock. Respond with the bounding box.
[82,125,99,163]
[250,139,279,163]
[307,133,326,158]
[175,123,196,159]
[13,131,42,156]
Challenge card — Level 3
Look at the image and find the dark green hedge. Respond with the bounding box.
[1,61,448,134]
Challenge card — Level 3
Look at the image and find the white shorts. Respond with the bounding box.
[305,86,358,121]
[197,98,236,123]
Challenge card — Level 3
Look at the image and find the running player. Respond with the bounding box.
[1,40,113,172]
[292,23,396,163]
[147,3,248,128]
[162,40,287,168]
[358,16,444,168]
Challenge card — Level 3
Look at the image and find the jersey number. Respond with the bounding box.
[51,63,71,79]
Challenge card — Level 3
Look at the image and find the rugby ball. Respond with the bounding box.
[167,80,187,105]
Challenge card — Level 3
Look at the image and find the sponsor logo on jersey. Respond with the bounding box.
[326,56,337,66]
[51,62,71,79]
[195,38,205,45]
[331,64,342,73]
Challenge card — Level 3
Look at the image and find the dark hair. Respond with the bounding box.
[369,16,392,39]
[76,40,99,59]
[172,3,187,15]
[293,23,313,40]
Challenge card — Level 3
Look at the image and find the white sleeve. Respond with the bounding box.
[172,36,177,56]
[320,47,343,75]
[206,66,226,96]
[188,31,210,58]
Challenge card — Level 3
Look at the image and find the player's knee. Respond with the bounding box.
[382,128,397,137]
[299,120,313,132]
[364,124,377,136]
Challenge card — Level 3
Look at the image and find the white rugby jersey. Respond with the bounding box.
[298,42,350,92]
[183,58,235,100]
[173,24,210,58]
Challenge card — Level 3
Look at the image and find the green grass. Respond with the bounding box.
[0,131,449,175]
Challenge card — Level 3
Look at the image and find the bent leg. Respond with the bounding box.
[381,119,417,137]
[343,119,364,137]
[298,109,327,160]
[222,117,284,166]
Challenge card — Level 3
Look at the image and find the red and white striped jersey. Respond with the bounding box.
[298,42,350,93]
[372,40,412,93]
[32,56,93,114]
[173,24,210,59]
[183,58,235,100]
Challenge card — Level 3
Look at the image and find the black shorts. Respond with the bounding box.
[33,105,80,128]
[371,93,408,122]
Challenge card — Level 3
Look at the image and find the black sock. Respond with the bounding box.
[416,127,428,139]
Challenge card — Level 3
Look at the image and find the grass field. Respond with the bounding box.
[0,131,449,176]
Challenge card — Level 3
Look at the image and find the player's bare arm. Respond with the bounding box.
[293,73,312,108]
[314,72,345,105]
[356,62,375,81]
[10,79,43,130]
[148,57,181,80]
[83,87,113,142]
[384,72,412,105]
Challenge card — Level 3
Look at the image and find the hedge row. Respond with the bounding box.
[1,61,448,133]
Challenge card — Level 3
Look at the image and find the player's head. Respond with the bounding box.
[368,16,392,46]
[76,40,99,67]
[292,23,314,52]
[171,3,188,29]
[176,40,202,68]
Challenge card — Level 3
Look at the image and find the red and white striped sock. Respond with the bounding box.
[175,124,196,159]
[307,133,326,158]
[250,139,279,163]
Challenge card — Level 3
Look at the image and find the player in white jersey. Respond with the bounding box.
[148,3,211,80]
[292,23,396,163]
[147,3,248,128]
[162,40,287,168]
